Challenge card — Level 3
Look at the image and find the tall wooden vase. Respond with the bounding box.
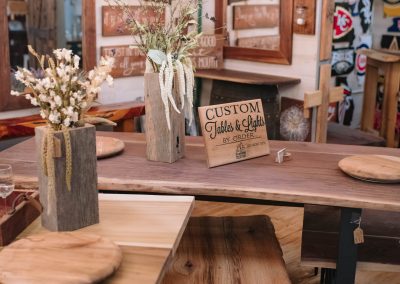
[144,72,185,163]
[35,124,99,231]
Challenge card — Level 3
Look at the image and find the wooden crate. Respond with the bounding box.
[0,190,40,246]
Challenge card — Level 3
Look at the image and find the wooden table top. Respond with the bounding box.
[1,132,400,212]
[195,69,301,86]
[15,194,194,284]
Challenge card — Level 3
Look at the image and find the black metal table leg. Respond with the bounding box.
[335,207,362,284]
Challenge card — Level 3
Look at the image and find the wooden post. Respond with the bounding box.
[315,64,331,143]
[144,73,185,163]
[35,124,99,231]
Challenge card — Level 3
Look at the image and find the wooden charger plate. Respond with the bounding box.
[338,155,400,183]
[0,232,122,284]
[96,136,125,159]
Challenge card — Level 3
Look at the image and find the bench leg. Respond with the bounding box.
[336,207,362,284]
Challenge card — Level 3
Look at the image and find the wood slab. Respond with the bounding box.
[97,136,125,159]
[0,232,122,284]
[15,194,195,284]
[3,133,400,212]
[162,216,291,284]
[339,155,400,183]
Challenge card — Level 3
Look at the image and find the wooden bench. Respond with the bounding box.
[162,215,291,284]
[301,205,400,273]
[0,102,145,140]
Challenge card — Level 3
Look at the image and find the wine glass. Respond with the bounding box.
[0,164,15,215]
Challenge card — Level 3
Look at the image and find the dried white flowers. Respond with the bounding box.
[11,46,115,131]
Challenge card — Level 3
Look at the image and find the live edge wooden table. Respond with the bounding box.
[4,194,194,284]
[1,132,400,284]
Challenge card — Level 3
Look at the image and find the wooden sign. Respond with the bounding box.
[191,34,224,69]
[101,45,146,78]
[102,6,163,36]
[233,5,280,30]
[198,99,270,168]
[237,35,280,50]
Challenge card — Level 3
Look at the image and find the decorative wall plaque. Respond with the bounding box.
[191,34,224,69]
[100,45,146,78]
[198,99,270,168]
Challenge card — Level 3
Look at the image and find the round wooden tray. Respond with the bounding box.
[338,155,400,184]
[96,136,125,159]
[0,232,122,284]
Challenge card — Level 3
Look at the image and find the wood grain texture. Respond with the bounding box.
[162,216,291,284]
[319,0,334,61]
[338,155,400,183]
[195,69,301,86]
[361,63,379,132]
[15,194,195,284]
[144,73,185,163]
[0,102,145,140]
[97,136,125,159]
[0,232,122,284]
[82,0,96,71]
[3,133,400,212]
[315,64,331,143]
[192,201,400,284]
[35,125,99,231]
[382,62,400,147]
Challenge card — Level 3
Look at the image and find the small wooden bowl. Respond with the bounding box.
[96,136,125,159]
[338,155,400,184]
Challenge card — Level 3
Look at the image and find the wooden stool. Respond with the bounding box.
[360,50,400,148]
[162,215,291,284]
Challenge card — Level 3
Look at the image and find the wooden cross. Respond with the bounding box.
[303,64,344,143]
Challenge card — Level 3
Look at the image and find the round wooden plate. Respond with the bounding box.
[338,155,400,184]
[96,136,125,159]
[0,232,122,284]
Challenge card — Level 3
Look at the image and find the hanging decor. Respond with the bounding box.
[336,77,354,126]
[11,46,115,231]
[355,35,372,86]
[384,0,400,17]
[331,48,355,76]
[107,0,203,163]
[358,0,373,33]
[388,17,400,32]
[333,4,355,45]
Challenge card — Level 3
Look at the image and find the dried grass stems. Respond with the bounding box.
[106,0,204,128]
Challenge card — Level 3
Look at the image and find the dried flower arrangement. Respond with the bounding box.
[106,0,202,128]
[11,46,114,212]
[11,46,115,131]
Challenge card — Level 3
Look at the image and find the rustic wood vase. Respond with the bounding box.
[144,72,185,163]
[35,124,99,231]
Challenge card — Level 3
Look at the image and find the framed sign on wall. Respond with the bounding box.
[215,0,294,65]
